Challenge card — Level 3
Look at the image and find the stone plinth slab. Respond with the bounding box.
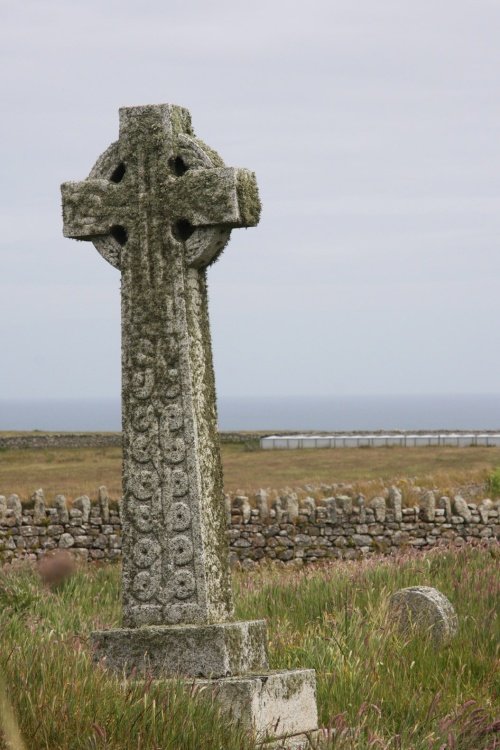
[196,669,318,740]
[91,619,268,679]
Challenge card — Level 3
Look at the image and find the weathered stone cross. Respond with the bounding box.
[62,104,318,746]
[62,104,260,628]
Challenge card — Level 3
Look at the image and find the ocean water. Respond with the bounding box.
[1,394,499,432]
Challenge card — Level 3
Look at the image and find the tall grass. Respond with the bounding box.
[235,545,499,749]
[0,546,498,749]
[0,566,255,750]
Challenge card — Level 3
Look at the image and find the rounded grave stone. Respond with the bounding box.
[388,586,458,645]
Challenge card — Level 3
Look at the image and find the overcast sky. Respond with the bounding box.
[1,0,499,400]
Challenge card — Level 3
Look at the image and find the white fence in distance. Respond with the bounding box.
[260,433,500,450]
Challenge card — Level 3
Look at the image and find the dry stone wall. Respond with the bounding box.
[0,487,498,566]
[227,490,499,567]
[0,434,121,450]
[0,489,121,564]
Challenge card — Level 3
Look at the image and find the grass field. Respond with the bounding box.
[0,441,499,502]
[0,546,498,749]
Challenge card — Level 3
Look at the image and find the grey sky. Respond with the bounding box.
[1,0,499,399]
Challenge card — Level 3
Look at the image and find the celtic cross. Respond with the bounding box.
[61,104,260,627]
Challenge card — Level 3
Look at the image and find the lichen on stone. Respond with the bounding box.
[61,102,261,629]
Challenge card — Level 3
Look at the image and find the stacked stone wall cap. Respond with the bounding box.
[388,586,458,645]
[478,498,493,524]
[0,496,6,521]
[234,496,252,523]
[370,496,386,522]
[335,495,353,515]
[322,497,337,523]
[32,489,46,524]
[7,494,22,524]
[302,497,316,518]
[274,497,284,523]
[388,486,402,504]
[255,489,270,521]
[355,494,366,522]
[453,496,472,522]
[420,490,436,522]
[387,487,403,521]
[74,495,91,523]
[55,495,69,523]
[282,493,299,522]
[438,496,452,521]
[98,485,110,522]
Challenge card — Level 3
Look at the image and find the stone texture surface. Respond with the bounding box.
[55,495,69,523]
[196,669,318,740]
[453,495,472,522]
[266,732,321,749]
[61,103,260,628]
[7,494,22,524]
[283,493,300,522]
[98,485,110,522]
[438,496,452,521]
[73,495,91,523]
[32,489,46,524]
[388,486,403,522]
[420,491,436,522]
[235,496,252,524]
[478,499,493,525]
[256,489,270,522]
[0,488,498,566]
[370,496,386,522]
[388,586,458,645]
[91,620,268,679]
[60,103,320,747]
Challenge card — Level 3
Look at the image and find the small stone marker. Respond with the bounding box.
[389,586,458,645]
[61,103,318,746]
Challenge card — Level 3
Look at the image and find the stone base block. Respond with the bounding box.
[91,620,268,679]
[196,669,318,741]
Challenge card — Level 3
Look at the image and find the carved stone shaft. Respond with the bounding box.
[62,103,319,747]
[61,104,260,627]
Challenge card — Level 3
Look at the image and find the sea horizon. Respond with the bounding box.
[1,394,500,432]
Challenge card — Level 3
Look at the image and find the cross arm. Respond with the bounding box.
[61,179,128,239]
[172,168,261,229]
